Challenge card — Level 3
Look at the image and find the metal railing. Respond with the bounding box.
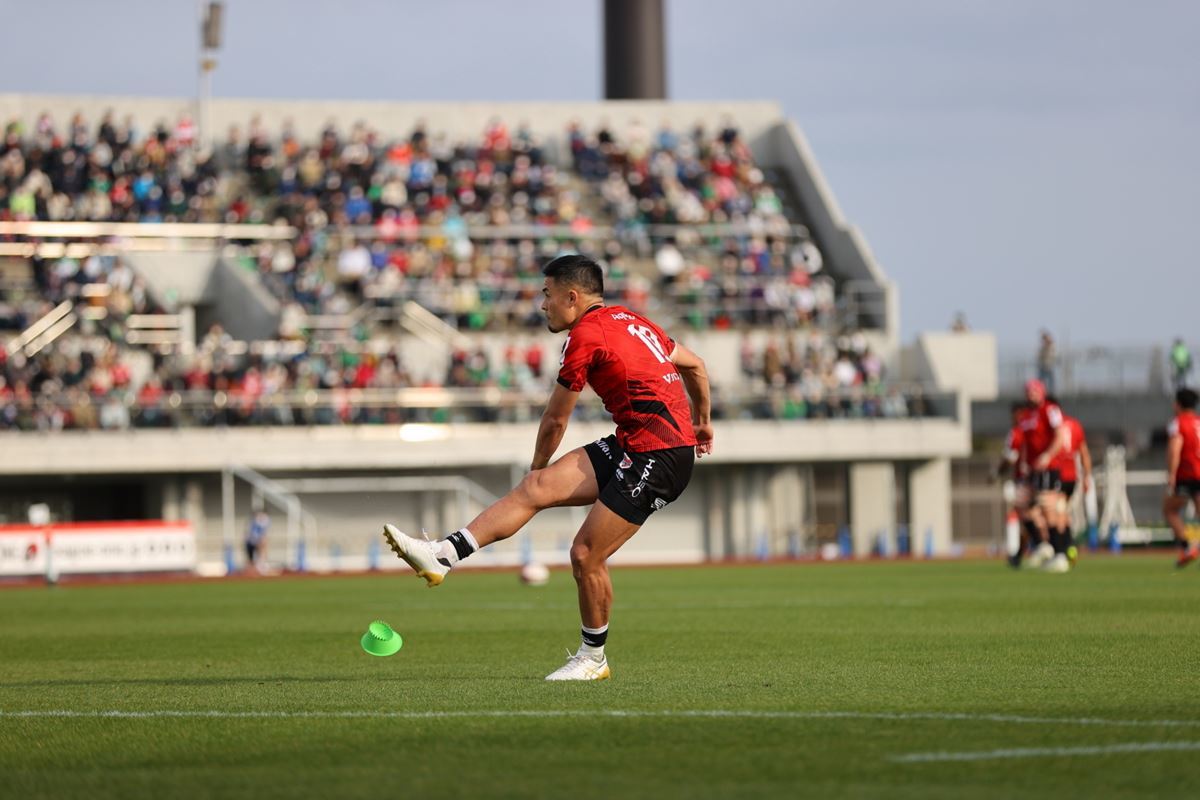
[0,384,958,431]
[998,344,1177,396]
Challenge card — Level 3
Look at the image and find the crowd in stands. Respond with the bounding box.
[0,325,559,430]
[1,322,931,430]
[734,331,922,419]
[0,111,919,429]
[0,252,161,335]
[2,112,833,333]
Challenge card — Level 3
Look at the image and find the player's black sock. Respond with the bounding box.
[581,624,608,650]
[1021,520,1039,553]
[1051,528,1067,554]
[439,528,479,566]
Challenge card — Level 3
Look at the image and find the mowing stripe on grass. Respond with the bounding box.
[3,709,1200,728]
[893,741,1200,763]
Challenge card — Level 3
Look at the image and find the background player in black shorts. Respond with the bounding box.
[1165,389,1200,567]
[379,254,713,680]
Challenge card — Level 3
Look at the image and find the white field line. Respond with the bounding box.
[893,741,1200,763]
[2,709,1200,729]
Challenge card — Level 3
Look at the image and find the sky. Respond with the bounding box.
[1,0,1196,349]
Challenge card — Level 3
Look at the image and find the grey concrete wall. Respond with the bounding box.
[0,416,970,476]
[205,257,282,341]
[902,332,998,402]
[125,251,217,307]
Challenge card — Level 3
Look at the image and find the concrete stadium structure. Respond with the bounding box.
[0,95,998,571]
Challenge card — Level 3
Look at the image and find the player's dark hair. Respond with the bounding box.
[1178,388,1199,410]
[542,254,604,297]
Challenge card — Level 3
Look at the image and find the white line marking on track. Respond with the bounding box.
[2,709,1200,728]
[893,741,1200,763]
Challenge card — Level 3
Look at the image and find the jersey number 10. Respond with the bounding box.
[627,324,670,364]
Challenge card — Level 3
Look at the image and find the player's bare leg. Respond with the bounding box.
[382,448,598,586]
[1025,502,1053,567]
[1039,491,1070,572]
[545,501,641,681]
[466,448,599,548]
[1164,494,1197,567]
[570,502,641,629]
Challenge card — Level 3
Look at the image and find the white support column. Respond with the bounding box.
[162,478,181,521]
[910,457,952,556]
[184,478,204,538]
[849,462,896,557]
[746,465,769,557]
[729,467,749,558]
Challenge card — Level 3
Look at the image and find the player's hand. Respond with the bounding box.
[1033,453,1051,470]
[694,422,714,458]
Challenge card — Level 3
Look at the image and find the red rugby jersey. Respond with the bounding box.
[556,305,698,452]
[1169,410,1200,482]
[1051,416,1085,482]
[1019,401,1063,464]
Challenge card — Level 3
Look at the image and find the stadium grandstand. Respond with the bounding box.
[0,94,996,575]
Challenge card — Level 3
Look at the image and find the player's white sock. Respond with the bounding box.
[1005,513,1021,558]
[438,528,480,566]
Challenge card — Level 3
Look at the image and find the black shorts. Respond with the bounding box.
[1031,469,1063,493]
[584,434,695,525]
[1174,480,1200,499]
[245,541,260,562]
[1061,481,1076,499]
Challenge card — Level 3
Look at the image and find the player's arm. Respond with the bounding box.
[1079,439,1094,485]
[993,454,1013,481]
[994,431,1018,480]
[530,382,579,471]
[1034,414,1069,470]
[1167,430,1182,493]
[670,342,713,457]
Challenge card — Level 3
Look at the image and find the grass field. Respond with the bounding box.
[3,558,1200,799]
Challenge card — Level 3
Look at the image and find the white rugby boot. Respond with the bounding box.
[1027,541,1055,569]
[382,524,450,587]
[1044,553,1071,573]
[545,649,611,682]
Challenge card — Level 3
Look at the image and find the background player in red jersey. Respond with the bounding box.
[380,254,714,680]
[996,401,1039,566]
[1165,388,1200,567]
[1045,397,1094,563]
[1021,379,1072,571]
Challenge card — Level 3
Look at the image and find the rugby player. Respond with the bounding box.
[380,254,714,680]
[1021,379,1072,572]
[1165,388,1200,568]
[996,401,1041,567]
[1046,398,1093,565]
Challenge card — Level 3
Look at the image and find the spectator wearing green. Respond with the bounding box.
[1171,338,1192,391]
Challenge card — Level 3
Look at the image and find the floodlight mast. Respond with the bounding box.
[197,1,223,153]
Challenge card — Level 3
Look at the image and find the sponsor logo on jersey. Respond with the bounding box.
[662,373,681,384]
[611,312,636,321]
[619,455,633,470]
[652,498,668,511]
